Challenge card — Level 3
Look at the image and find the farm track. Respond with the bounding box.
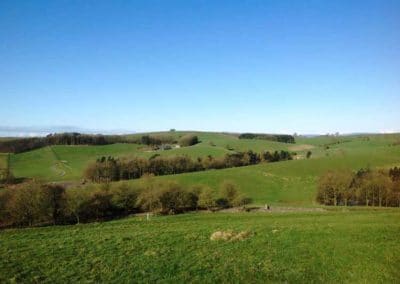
[49,146,69,177]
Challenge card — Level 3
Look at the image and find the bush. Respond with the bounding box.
[198,186,216,210]
[84,186,115,220]
[111,182,141,214]
[232,194,252,207]
[219,181,239,206]
[137,181,199,214]
[4,181,52,226]
[65,187,91,224]
[42,184,67,225]
[179,134,199,147]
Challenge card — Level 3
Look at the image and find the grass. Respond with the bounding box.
[126,135,400,206]
[7,132,400,206]
[2,132,400,283]
[0,153,8,170]
[8,132,294,181]
[1,209,399,283]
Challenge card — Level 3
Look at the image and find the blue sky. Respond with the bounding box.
[1,0,399,135]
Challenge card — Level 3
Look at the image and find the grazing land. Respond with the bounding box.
[1,209,399,283]
[8,132,293,181]
[6,132,400,206]
[0,153,8,170]
[1,132,400,282]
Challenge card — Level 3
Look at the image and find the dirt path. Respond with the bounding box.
[220,206,326,213]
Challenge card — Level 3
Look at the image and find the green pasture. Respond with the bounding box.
[1,210,399,283]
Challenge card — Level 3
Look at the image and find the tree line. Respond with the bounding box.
[84,150,293,182]
[0,179,250,228]
[141,134,199,147]
[316,167,400,207]
[238,133,295,144]
[0,133,132,153]
[0,133,200,154]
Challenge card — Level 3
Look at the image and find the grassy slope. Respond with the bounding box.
[127,135,400,206]
[0,153,8,169]
[2,133,400,283]
[9,132,292,181]
[8,133,400,205]
[1,210,399,283]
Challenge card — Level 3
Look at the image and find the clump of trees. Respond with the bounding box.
[84,150,292,182]
[178,134,199,147]
[0,133,134,153]
[238,133,295,144]
[140,134,176,146]
[0,179,250,228]
[317,167,400,207]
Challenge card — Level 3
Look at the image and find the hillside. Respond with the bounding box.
[1,210,399,283]
[4,132,400,206]
[7,132,293,181]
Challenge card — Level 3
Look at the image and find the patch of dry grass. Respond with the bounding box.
[210,230,251,241]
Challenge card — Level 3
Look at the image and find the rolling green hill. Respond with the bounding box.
[6,132,400,206]
[0,153,8,170]
[9,132,294,181]
[1,209,399,283]
[2,132,400,283]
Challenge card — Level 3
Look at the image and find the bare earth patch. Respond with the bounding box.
[220,206,326,213]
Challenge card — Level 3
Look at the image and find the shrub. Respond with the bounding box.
[41,184,67,225]
[232,194,252,207]
[5,181,48,226]
[65,187,91,224]
[137,181,198,214]
[220,181,239,206]
[179,135,199,147]
[136,182,162,213]
[84,186,115,220]
[198,186,216,210]
[111,182,141,214]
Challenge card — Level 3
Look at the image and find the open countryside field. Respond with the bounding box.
[126,136,400,206]
[9,132,294,181]
[3,1,400,282]
[0,153,8,170]
[1,210,399,283]
[7,132,400,206]
[1,132,400,283]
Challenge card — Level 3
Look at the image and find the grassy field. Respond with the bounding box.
[2,133,400,283]
[0,153,8,170]
[125,134,400,206]
[8,132,295,181]
[6,132,400,206]
[1,209,399,283]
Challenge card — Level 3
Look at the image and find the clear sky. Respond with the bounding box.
[1,0,399,135]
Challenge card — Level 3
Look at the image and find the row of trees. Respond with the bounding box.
[0,132,201,154]
[140,134,176,146]
[238,133,295,144]
[316,167,400,207]
[0,180,250,228]
[140,134,199,147]
[84,150,293,182]
[0,133,132,153]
